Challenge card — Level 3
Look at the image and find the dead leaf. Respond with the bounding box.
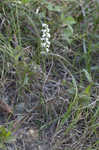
[0,100,13,115]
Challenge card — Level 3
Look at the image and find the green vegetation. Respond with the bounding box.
[0,0,99,150]
[0,126,15,149]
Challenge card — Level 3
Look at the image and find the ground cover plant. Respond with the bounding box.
[0,0,99,150]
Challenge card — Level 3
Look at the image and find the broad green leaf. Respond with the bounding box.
[68,25,73,33]
[22,0,29,3]
[6,131,11,138]
[84,84,91,96]
[63,28,73,44]
[64,16,76,25]
[47,3,61,12]
[79,94,91,105]
[53,6,61,12]
[64,28,73,37]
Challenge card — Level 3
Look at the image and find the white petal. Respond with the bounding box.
[41,38,45,41]
[46,28,50,32]
[46,48,49,52]
[46,33,51,38]
[41,43,46,47]
[42,33,46,38]
[46,45,50,48]
[42,23,47,27]
[46,41,50,45]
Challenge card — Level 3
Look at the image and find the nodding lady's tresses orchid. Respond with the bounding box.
[41,23,51,53]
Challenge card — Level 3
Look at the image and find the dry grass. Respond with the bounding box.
[0,0,99,150]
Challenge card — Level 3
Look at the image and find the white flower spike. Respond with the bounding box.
[41,23,51,53]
